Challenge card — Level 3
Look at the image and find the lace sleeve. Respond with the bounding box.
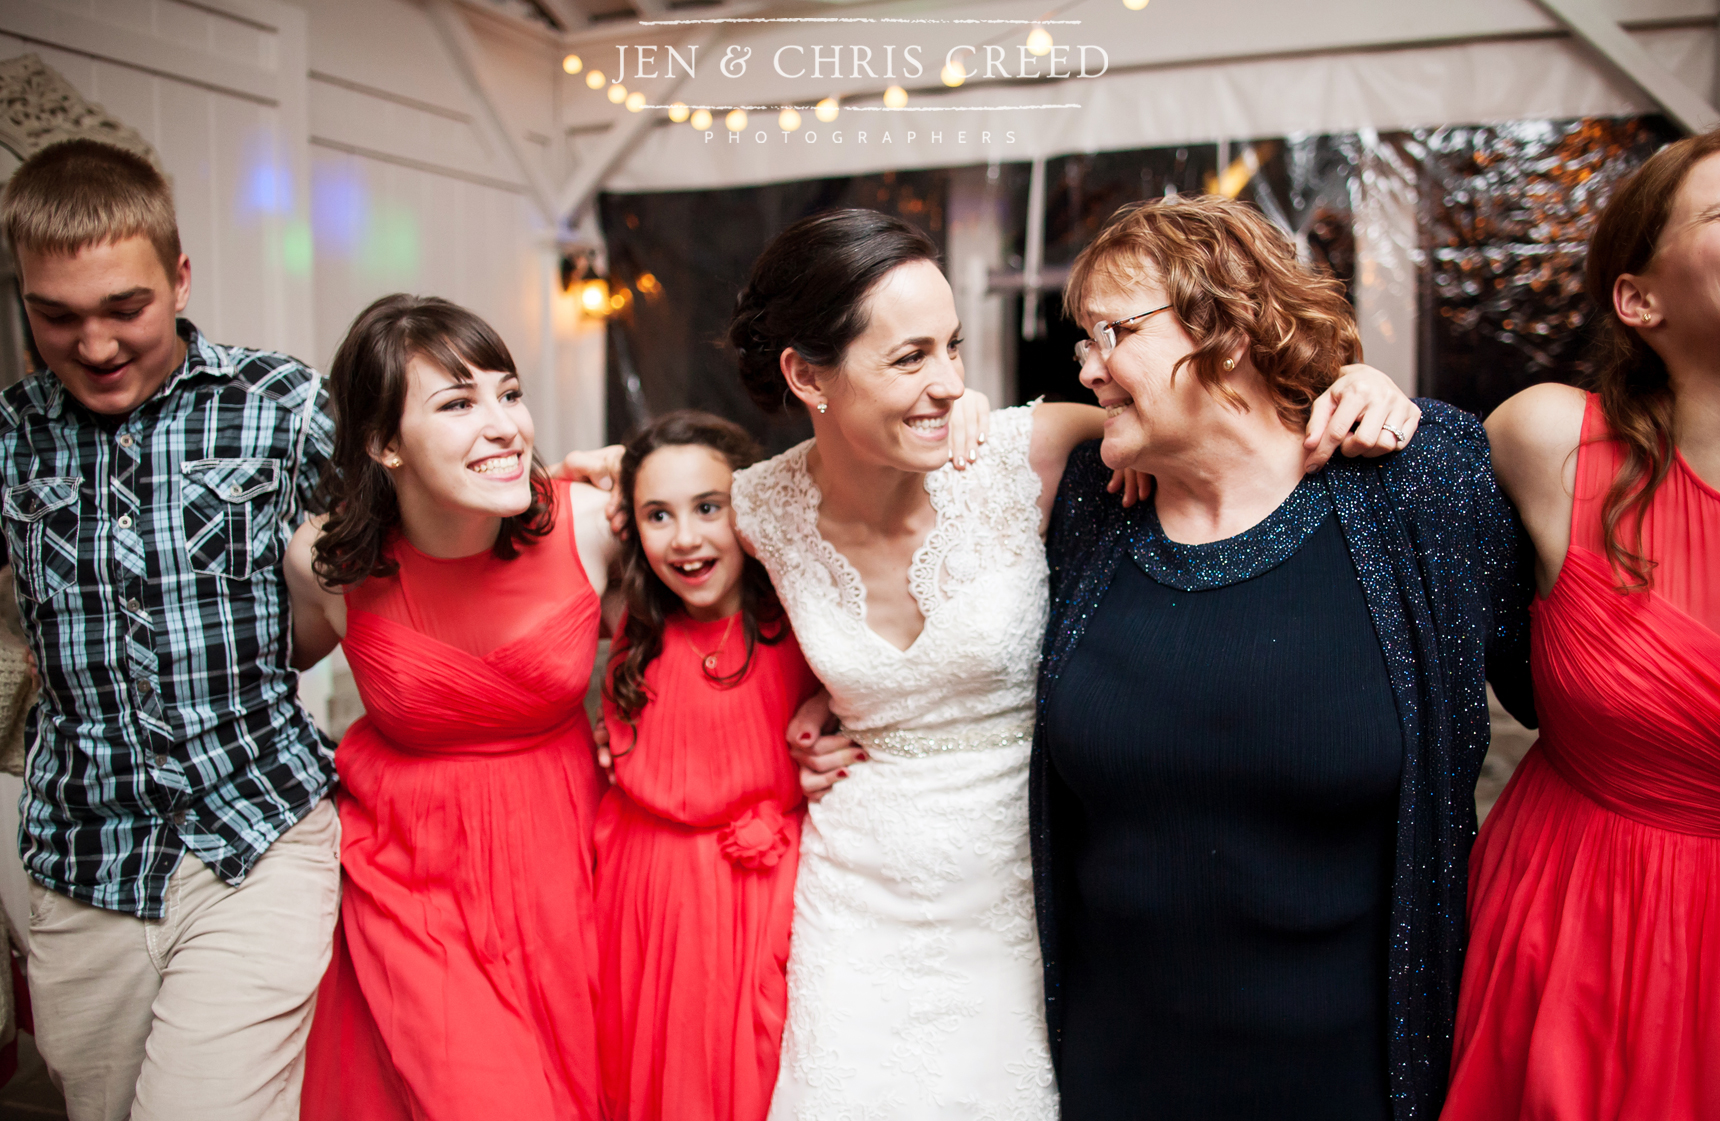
[730,441,867,622]
[731,443,809,567]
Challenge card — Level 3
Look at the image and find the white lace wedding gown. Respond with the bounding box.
[732,404,1058,1120]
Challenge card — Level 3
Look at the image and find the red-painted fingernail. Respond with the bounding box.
[837,769,849,778]
[856,752,868,761]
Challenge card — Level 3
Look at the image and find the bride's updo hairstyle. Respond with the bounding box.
[729,208,940,412]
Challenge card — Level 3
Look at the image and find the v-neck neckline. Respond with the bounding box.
[799,444,942,657]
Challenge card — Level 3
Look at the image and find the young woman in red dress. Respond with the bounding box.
[594,411,820,1121]
[1443,133,1720,1119]
[288,295,617,1120]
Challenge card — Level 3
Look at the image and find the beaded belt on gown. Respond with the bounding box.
[841,713,1034,759]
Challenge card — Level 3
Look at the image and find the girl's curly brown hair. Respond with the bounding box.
[312,294,554,588]
[1065,194,1362,430]
[603,410,787,751]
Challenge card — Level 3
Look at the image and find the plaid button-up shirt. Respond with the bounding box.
[0,322,336,918]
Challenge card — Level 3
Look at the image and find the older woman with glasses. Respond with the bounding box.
[1031,194,1536,1120]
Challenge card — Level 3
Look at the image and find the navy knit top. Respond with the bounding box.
[1031,401,1536,1121]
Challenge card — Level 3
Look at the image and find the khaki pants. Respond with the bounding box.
[27,798,340,1121]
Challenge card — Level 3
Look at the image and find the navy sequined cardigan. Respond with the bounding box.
[1030,400,1537,1121]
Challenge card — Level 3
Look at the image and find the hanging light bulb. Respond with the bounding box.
[561,54,583,75]
[585,69,606,90]
[778,107,802,131]
[1026,25,1053,56]
[690,108,713,129]
[668,102,690,123]
[815,97,840,123]
[1123,0,1149,8]
[883,85,908,109]
[579,277,610,316]
[725,108,748,131]
[940,59,967,87]
[626,91,646,112]
[607,83,628,104]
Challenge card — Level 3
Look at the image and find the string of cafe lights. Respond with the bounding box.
[558,0,1149,134]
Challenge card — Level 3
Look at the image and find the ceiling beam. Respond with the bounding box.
[423,0,560,226]
[533,0,592,31]
[554,0,766,49]
[554,23,722,224]
[1533,0,1720,134]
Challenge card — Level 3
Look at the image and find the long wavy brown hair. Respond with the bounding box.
[313,294,554,587]
[1065,193,1362,430]
[603,410,787,751]
[1581,130,1720,591]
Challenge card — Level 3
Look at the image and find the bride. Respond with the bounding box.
[723,208,1418,1117]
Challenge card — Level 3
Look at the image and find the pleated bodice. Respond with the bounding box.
[1531,393,1720,835]
[602,613,815,829]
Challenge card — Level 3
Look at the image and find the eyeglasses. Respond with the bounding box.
[1073,303,1173,366]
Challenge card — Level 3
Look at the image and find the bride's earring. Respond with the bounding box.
[385,455,402,468]
[1221,357,1236,371]
[816,402,828,414]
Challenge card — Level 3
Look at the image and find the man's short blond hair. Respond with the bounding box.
[2,139,181,280]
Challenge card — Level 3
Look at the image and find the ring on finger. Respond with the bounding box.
[1382,421,1407,444]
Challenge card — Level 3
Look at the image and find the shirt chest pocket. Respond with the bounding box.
[3,478,81,604]
[180,458,283,580]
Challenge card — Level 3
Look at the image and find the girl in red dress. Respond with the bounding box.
[1444,135,1720,1117]
[289,295,617,1120]
[595,411,821,1121]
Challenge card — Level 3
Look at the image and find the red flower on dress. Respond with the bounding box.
[718,801,792,870]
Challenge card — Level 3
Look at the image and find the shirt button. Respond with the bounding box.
[171,810,186,826]
[229,485,243,497]
[153,753,169,767]
[126,597,141,612]
[117,514,132,529]
[117,434,134,449]
[137,679,153,695]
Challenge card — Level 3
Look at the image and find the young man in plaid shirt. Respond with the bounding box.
[0,139,338,1121]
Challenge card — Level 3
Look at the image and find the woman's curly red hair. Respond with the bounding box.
[1066,194,1361,430]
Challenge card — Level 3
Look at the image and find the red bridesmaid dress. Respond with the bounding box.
[302,479,606,1121]
[595,611,820,1121]
[1444,393,1720,1119]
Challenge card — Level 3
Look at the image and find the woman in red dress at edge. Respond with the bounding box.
[1443,134,1720,1118]
[287,295,617,1120]
[595,411,820,1121]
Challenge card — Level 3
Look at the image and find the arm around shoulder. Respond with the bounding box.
[565,481,618,599]
[1028,402,1106,522]
[285,516,344,670]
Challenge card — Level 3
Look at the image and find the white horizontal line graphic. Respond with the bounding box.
[637,17,1083,25]
[652,104,1083,111]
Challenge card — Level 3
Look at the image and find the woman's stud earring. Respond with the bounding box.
[816,402,828,414]
[1640,310,1652,324]
[1221,357,1236,371]
[386,456,402,468]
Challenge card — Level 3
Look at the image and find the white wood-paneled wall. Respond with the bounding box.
[0,0,606,457]
[0,0,611,743]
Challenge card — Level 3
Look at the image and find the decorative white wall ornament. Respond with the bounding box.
[0,53,159,165]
